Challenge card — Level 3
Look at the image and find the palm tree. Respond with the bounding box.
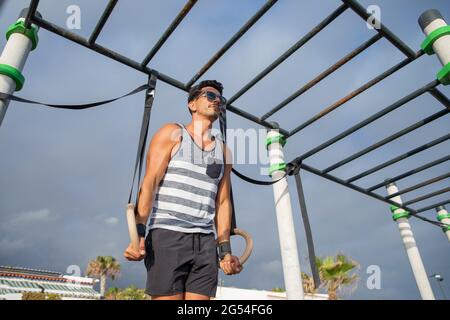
[117,286,146,300]
[271,273,317,295]
[105,287,121,300]
[86,256,121,298]
[315,253,359,300]
[301,272,317,295]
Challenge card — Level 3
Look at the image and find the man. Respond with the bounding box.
[124,80,242,300]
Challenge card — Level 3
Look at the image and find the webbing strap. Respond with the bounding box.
[292,165,321,289]
[128,74,158,207]
[219,108,237,234]
[231,167,288,185]
[0,84,149,109]
[218,105,289,186]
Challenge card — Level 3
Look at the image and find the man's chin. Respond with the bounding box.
[208,111,219,120]
[197,110,219,121]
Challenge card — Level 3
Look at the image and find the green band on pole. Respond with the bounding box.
[420,25,450,55]
[437,62,450,85]
[437,213,450,222]
[269,162,286,177]
[443,225,450,233]
[6,20,39,51]
[392,211,411,221]
[390,205,410,221]
[0,64,25,91]
[266,134,286,149]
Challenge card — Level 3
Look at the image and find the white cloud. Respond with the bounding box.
[0,237,29,254]
[259,259,282,276]
[105,217,119,225]
[8,209,51,226]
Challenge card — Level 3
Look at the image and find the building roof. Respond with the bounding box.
[0,266,62,278]
[0,272,95,285]
[0,266,95,285]
[0,266,100,300]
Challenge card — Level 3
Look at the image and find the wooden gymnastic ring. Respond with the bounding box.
[126,203,140,252]
[232,228,253,265]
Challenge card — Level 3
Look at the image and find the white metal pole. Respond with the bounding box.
[267,127,304,300]
[0,8,41,127]
[386,182,435,300]
[436,205,450,242]
[419,9,450,85]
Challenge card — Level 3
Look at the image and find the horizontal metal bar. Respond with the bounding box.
[403,187,450,206]
[294,78,438,161]
[323,109,450,173]
[32,16,286,132]
[186,0,277,88]
[368,155,450,192]
[141,0,198,67]
[32,15,186,90]
[298,162,442,226]
[429,88,450,110]
[341,0,416,58]
[416,199,450,214]
[226,3,348,105]
[25,0,40,28]
[288,51,424,138]
[226,104,289,135]
[347,133,450,183]
[261,34,382,121]
[89,0,118,44]
[387,172,450,198]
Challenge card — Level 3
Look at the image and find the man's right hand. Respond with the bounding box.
[124,237,146,261]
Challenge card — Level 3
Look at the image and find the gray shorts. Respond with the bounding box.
[144,228,219,297]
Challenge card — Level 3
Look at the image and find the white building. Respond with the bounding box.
[0,266,101,300]
[214,286,328,300]
[1,266,328,300]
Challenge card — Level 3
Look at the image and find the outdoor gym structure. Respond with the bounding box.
[0,0,449,300]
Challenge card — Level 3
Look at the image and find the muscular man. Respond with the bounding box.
[124,80,242,300]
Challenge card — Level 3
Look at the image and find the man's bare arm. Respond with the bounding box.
[215,144,233,244]
[215,144,243,275]
[124,123,181,261]
[136,123,181,225]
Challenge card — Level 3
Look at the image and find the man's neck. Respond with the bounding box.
[186,119,214,141]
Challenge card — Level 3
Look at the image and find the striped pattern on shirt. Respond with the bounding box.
[149,123,224,234]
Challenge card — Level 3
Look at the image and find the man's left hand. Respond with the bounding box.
[219,254,243,275]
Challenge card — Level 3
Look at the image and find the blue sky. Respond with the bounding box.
[0,0,449,299]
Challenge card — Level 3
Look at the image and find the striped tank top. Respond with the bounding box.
[149,123,225,234]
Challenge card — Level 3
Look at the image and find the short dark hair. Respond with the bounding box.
[188,80,223,103]
[187,80,224,114]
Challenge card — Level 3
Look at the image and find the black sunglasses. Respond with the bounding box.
[197,90,227,107]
